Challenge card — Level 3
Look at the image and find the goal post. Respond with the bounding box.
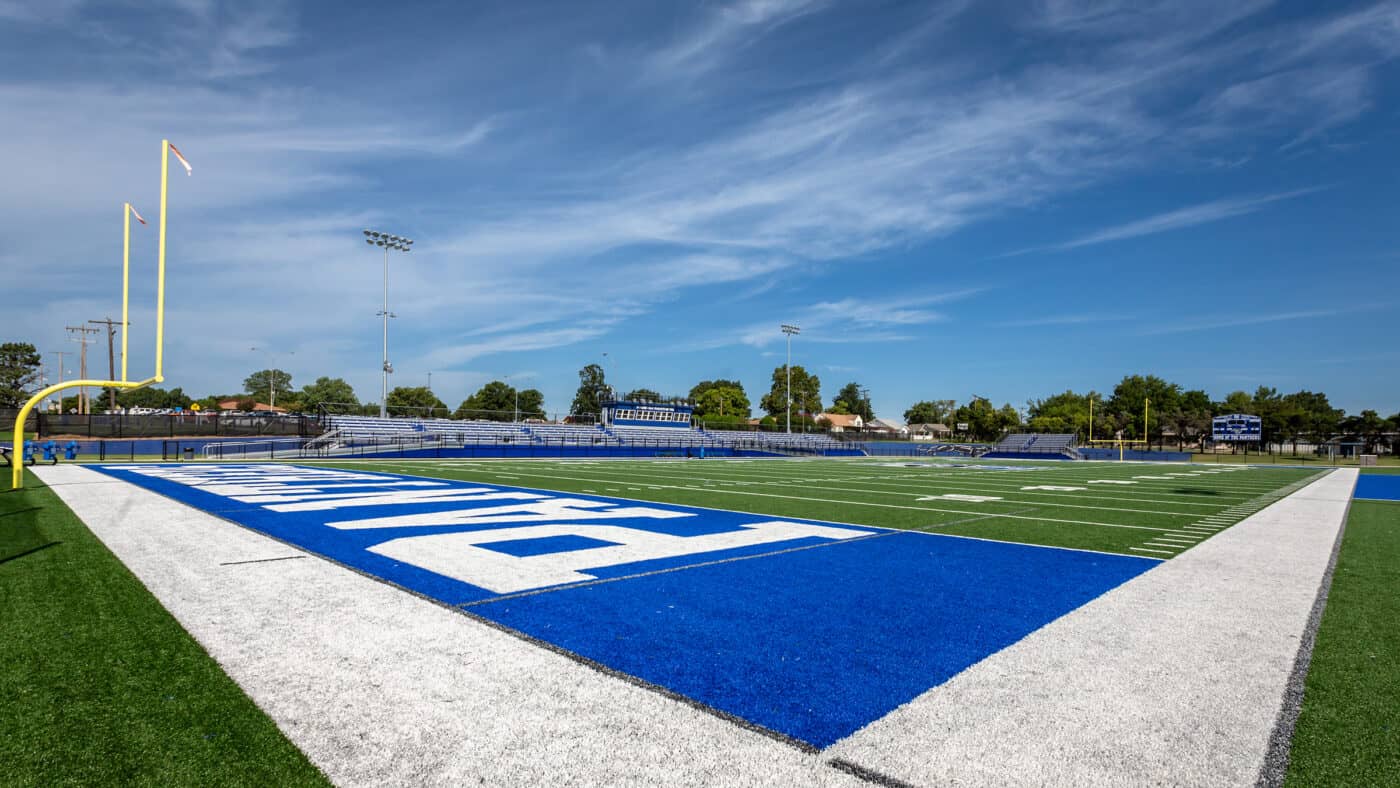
[1085,438,1148,461]
[10,139,186,490]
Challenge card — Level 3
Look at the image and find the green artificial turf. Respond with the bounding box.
[1286,499,1400,787]
[0,471,328,787]
[312,457,1319,557]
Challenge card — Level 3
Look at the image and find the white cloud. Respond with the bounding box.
[1020,187,1324,253]
[994,313,1133,328]
[1139,309,1340,336]
[649,0,827,77]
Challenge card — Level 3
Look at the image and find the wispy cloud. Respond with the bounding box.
[994,313,1133,328]
[1140,309,1343,336]
[650,0,827,77]
[691,289,986,350]
[1013,187,1325,254]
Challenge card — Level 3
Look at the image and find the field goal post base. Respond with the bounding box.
[9,377,161,489]
[1085,438,1149,461]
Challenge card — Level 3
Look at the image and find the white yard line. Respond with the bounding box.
[826,468,1358,787]
[377,464,1183,533]
[36,465,860,787]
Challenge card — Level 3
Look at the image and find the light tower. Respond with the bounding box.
[363,229,413,418]
[781,324,800,433]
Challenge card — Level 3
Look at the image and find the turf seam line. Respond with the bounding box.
[826,757,916,787]
[218,555,308,566]
[455,531,897,609]
[1254,470,1354,788]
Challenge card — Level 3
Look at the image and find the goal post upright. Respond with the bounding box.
[10,138,183,490]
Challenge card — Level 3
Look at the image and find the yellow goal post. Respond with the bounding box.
[11,139,187,489]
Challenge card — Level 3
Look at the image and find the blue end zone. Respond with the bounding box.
[92,463,1155,749]
[1354,475,1400,502]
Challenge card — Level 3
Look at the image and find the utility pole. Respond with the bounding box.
[67,325,100,414]
[49,351,69,413]
[89,316,125,411]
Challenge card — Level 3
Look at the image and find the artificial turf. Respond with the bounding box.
[310,457,1320,557]
[0,470,328,787]
[1285,498,1400,786]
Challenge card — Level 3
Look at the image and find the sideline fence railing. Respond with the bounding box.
[33,412,317,439]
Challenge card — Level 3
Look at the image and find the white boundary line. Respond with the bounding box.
[825,468,1358,786]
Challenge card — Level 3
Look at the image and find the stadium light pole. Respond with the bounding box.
[363,229,413,418]
[504,374,520,423]
[781,324,800,433]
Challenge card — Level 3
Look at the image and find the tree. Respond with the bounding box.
[243,369,293,405]
[0,342,42,409]
[1343,410,1388,454]
[1252,386,1285,450]
[112,386,192,411]
[385,386,448,418]
[999,403,1021,431]
[952,396,1007,441]
[570,364,607,416]
[1107,375,1182,445]
[517,389,545,420]
[833,381,874,421]
[455,380,517,421]
[903,399,956,426]
[693,385,750,421]
[1026,390,1095,438]
[691,380,750,420]
[1218,390,1254,415]
[624,388,663,402]
[759,365,821,420]
[690,379,745,401]
[298,377,359,413]
[1166,389,1213,450]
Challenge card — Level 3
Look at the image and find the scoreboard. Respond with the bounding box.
[1212,414,1262,442]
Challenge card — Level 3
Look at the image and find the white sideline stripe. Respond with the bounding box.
[1129,546,1173,554]
[37,466,862,787]
[827,468,1357,786]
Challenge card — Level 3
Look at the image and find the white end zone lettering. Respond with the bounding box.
[370,520,873,593]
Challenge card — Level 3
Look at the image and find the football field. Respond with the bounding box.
[14,457,1365,785]
[309,456,1324,557]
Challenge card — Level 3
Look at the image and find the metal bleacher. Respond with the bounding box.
[311,415,859,457]
[984,433,1080,459]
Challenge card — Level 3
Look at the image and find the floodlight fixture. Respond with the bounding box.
[780,323,801,433]
[363,227,415,418]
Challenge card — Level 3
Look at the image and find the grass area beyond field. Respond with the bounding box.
[0,472,328,787]
[311,457,1321,558]
[1286,498,1400,786]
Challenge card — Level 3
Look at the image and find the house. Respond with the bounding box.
[865,418,908,438]
[909,423,952,441]
[817,413,864,433]
[217,399,287,414]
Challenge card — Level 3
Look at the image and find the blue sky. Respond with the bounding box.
[4,0,1398,419]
